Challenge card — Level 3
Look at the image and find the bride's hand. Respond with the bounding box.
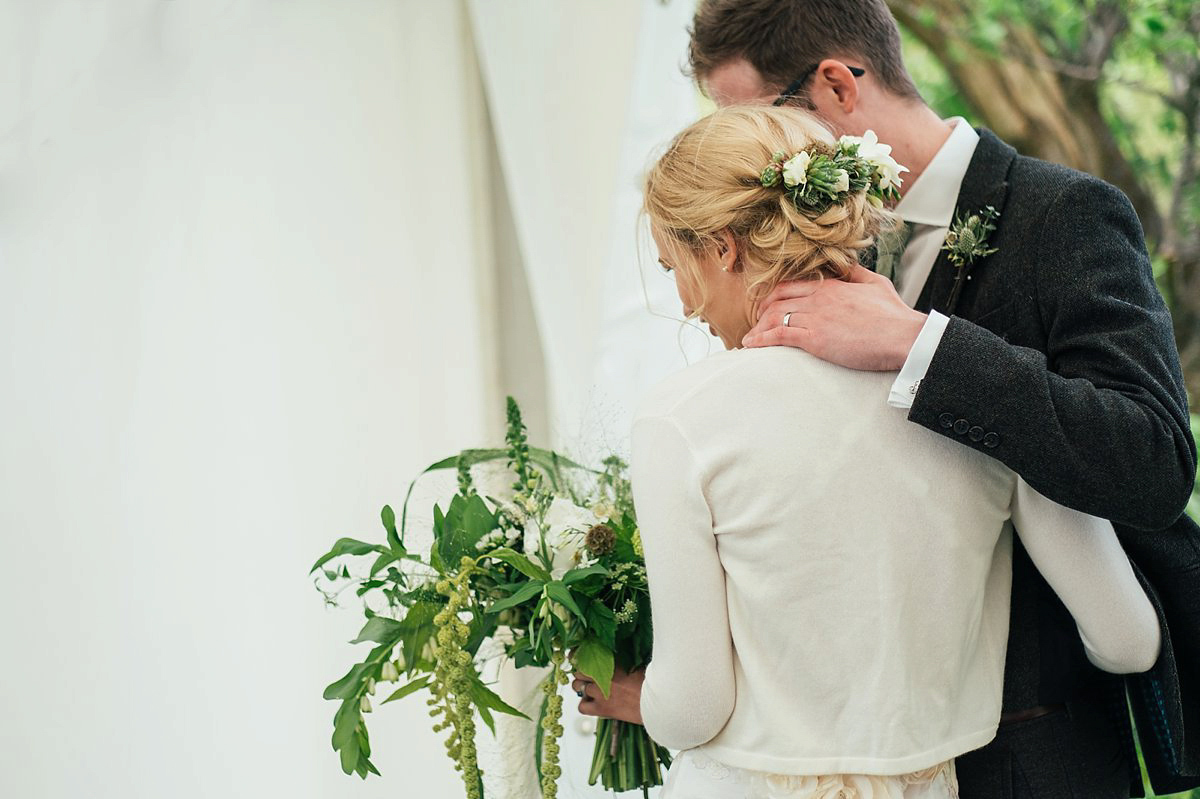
[571,666,645,725]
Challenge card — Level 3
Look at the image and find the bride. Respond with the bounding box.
[570,106,1161,799]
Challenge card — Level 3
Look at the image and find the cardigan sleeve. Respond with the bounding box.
[1011,477,1161,674]
[630,414,736,750]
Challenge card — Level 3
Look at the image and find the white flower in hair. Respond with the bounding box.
[875,155,908,192]
[781,151,811,188]
[832,169,851,193]
[839,129,909,191]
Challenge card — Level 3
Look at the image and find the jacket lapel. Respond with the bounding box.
[915,129,1017,315]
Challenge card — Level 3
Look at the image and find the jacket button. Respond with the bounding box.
[968,426,985,442]
[983,432,1000,448]
[939,413,954,429]
[953,419,970,435]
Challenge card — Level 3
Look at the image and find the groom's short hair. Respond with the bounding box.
[689,0,921,101]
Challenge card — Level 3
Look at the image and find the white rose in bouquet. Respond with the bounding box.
[523,497,600,579]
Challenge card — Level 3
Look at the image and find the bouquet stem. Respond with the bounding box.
[587,717,672,794]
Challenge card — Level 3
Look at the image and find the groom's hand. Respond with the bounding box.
[572,666,645,725]
[742,265,927,371]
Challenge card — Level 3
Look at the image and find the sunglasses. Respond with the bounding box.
[772,64,866,107]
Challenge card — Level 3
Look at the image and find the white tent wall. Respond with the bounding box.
[0,0,704,797]
[467,0,644,446]
[1,1,497,796]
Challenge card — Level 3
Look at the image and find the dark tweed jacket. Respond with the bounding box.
[908,129,1200,797]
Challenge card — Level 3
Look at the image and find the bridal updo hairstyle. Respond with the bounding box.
[643,106,895,321]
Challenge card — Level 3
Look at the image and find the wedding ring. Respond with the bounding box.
[782,312,792,328]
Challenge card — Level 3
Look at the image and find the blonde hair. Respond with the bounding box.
[643,106,896,321]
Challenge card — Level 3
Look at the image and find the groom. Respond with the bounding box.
[577,1,1199,797]
[692,1,1199,798]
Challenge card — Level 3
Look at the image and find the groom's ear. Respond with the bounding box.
[812,59,861,115]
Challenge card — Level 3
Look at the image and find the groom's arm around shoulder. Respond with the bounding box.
[911,162,1196,531]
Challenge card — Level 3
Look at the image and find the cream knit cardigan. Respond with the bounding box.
[632,347,1159,776]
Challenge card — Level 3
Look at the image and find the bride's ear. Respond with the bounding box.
[716,229,740,273]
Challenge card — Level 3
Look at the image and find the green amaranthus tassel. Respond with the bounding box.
[431,558,483,798]
[539,650,568,798]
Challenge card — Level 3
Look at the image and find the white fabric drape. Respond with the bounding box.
[469,2,703,797]
[1,1,703,797]
[1,2,496,797]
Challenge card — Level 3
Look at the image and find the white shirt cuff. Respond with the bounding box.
[887,310,950,409]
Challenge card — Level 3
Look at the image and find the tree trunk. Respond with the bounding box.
[888,0,1163,242]
[888,0,1200,400]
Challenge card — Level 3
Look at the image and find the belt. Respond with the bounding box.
[999,703,1066,726]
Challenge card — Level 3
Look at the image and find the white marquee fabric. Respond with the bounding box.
[0,1,703,797]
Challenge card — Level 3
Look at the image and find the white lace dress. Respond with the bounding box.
[662,750,959,799]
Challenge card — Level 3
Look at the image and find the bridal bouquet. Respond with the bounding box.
[311,398,671,798]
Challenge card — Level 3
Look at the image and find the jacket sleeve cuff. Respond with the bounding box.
[888,310,950,409]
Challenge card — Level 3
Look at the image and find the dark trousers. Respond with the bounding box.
[956,700,1132,799]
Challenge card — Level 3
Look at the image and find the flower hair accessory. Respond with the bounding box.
[759,129,908,214]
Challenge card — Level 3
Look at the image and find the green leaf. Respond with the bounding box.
[339,737,360,775]
[561,564,608,585]
[381,505,402,551]
[436,494,497,568]
[488,580,544,614]
[368,551,401,577]
[477,701,495,734]
[323,662,373,701]
[355,579,386,597]
[514,647,536,669]
[574,637,614,698]
[488,547,551,581]
[469,674,529,721]
[332,698,360,750]
[350,616,404,645]
[584,599,617,649]
[544,581,585,621]
[400,601,439,667]
[381,674,431,704]
[310,538,386,573]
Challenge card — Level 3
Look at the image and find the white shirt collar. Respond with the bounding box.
[894,117,980,228]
